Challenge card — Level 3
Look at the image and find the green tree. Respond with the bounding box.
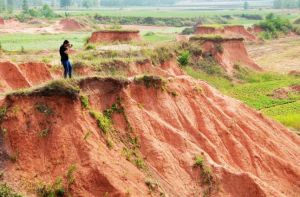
[60,0,71,8]
[0,0,6,13]
[40,4,55,18]
[22,0,29,13]
[7,0,14,13]
[244,1,249,9]
[82,0,93,8]
[273,0,282,8]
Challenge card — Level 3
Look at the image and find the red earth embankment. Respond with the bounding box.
[0,17,4,25]
[59,18,85,31]
[191,37,262,74]
[196,25,257,41]
[18,62,53,85]
[0,62,53,93]
[0,62,30,92]
[224,25,257,41]
[195,26,224,35]
[1,76,299,197]
[88,30,141,43]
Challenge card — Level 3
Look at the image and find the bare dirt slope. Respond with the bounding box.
[0,75,299,197]
[247,36,300,73]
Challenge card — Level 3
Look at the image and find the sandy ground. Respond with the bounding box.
[247,35,300,73]
[0,19,88,34]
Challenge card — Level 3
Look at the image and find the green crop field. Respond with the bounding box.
[0,31,178,51]
[0,33,90,51]
[55,9,298,19]
[184,66,300,131]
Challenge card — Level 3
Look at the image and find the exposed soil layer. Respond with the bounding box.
[197,38,262,74]
[1,76,299,197]
[59,19,85,31]
[0,62,30,92]
[88,30,141,43]
[0,17,4,25]
[18,62,53,85]
[196,25,257,41]
[224,25,257,41]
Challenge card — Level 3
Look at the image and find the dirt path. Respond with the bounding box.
[247,36,300,73]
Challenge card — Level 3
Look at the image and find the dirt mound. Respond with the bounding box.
[18,62,53,85]
[196,25,257,41]
[195,26,224,35]
[0,17,4,25]
[271,85,300,99]
[224,25,256,41]
[0,62,30,92]
[88,30,141,43]
[192,37,262,74]
[1,76,299,197]
[59,18,85,31]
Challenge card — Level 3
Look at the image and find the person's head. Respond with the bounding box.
[63,40,70,47]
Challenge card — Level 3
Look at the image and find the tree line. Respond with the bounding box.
[273,0,300,8]
[0,0,178,12]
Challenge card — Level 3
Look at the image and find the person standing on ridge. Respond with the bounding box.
[60,40,73,78]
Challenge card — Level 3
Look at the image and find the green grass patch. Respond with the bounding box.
[184,66,300,131]
[0,33,89,51]
[89,110,112,135]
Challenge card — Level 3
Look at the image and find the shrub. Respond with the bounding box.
[36,178,65,197]
[80,95,90,109]
[196,57,223,76]
[85,44,95,50]
[89,111,111,135]
[145,179,159,192]
[135,76,165,89]
[144,31,155,36]
[66,164,77,185]
[35,104,53,115]
[181,27,195,35]
[0,106,7,121]
[38,128,50,138]
[0,183,22,197]
[177,51,190,67]
[215,43,224,53]
[194,155,204,167]
[258,13,292,39]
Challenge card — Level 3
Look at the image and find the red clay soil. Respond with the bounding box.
[200,38,262,74]
[88,30,141,43]
[249,25,264,34]
[59,18,85,31]
[224,25,257,41]
[195,26,224,35]
[18,62,53,85]
[127,59,184,77]
[1,76,299,197]
[196,25,257,41]
[0,62,30,92]
[0,17,4,25]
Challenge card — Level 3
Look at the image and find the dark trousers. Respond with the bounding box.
[61,60,72,78]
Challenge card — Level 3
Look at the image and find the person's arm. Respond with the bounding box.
[65,44,73,54]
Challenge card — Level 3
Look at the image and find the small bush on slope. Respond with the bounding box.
[0,183,22,197]
[177,51,191,67]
